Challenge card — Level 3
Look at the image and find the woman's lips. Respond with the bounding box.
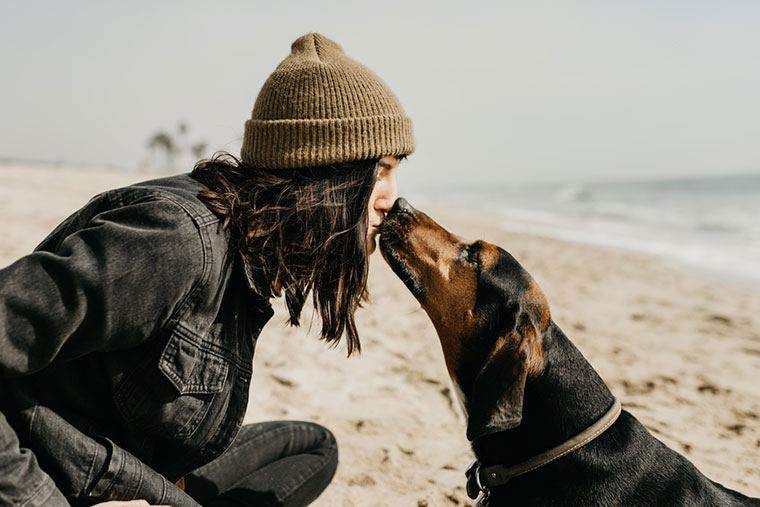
[370,213,386,231]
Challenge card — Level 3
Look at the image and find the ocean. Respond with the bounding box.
[408,173,760,284]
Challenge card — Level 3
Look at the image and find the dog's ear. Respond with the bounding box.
[466,313,543,441]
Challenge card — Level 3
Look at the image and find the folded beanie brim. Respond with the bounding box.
[241,114,414,169]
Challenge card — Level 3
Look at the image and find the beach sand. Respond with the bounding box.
[2,164,758,505]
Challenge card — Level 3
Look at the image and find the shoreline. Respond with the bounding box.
[501,209,760,293]
[1,166,758,504]
[414,196,760,293]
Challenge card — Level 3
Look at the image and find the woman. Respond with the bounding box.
[0,32,414,506]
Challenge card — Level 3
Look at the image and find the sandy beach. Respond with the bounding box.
[2,164,758,505]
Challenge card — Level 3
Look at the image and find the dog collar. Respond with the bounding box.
[466,397,622,504]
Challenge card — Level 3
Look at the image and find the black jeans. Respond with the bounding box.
[183,420,338,507]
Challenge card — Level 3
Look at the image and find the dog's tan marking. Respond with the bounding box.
[393,213,482,381]
[479,241,501,270]
[380,202,549,398]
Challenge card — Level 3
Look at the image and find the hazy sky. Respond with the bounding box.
[1,1,758,186]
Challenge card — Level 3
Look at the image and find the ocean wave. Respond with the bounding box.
[493,206,760,283]
[409,173,760,283]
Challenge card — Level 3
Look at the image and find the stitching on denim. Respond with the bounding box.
[158,331,230,393]
[172,322,252,375]
[99,444,124,496]
[114,187,218,226]
[151,194,211,326]
[83,437,99,496]
[94,189,212,338]
[129,457,145,500]
[159,474,168,504]
[176,390,218,439]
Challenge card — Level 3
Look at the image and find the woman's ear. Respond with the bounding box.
[466,315,543,441]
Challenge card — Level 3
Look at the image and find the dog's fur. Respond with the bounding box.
[379,198,758,506]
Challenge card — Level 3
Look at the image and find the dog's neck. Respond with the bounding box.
[471,321,616,468]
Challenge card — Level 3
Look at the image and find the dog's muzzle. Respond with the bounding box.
[378,198,425,300]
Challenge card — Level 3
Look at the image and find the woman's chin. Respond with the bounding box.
[367,234,378,255]
[366,226,380,255]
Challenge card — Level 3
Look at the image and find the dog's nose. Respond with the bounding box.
[390,197,416,215]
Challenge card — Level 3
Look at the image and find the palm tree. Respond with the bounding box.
[191,142,208,160]
[147,131,177,171]
[144,122,208,172]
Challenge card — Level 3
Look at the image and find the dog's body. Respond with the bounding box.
[472,322,753,505]
[379,198,758,506]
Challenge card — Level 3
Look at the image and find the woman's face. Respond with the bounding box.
[367,155,402,254]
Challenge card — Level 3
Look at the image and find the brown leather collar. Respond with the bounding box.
[466,398,622,504]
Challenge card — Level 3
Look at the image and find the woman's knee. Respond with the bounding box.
[321,424,338,472]
[304,421,337,453]
[235,420,338,471]
[300,421,338,477]
[270,422,338,506]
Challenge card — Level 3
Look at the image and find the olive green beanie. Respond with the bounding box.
[241,32,415,169]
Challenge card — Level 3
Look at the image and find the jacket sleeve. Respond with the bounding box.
[0,195,206,377]
[1,407,200,506]
[0,196,206,504]
[0,412,69,506]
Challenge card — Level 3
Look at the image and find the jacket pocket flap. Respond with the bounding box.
[159,325,228,394]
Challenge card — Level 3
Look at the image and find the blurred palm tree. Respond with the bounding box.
[147,131,177,171]
[191,142,208,160]
[144,122,207,173]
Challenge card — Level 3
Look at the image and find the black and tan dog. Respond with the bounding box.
[379,198,758,506]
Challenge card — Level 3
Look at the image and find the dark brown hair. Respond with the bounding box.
[190,151,387,355]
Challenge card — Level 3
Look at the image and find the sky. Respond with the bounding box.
[1,1,758,187]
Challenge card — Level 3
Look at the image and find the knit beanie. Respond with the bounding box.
[240,33,415,169]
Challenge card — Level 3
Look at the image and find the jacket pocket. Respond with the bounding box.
[113,325,229,440]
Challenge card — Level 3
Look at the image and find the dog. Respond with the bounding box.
[379,197,758,506]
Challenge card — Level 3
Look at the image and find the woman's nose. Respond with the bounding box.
[374,183,398,213]
[374,196,396,213]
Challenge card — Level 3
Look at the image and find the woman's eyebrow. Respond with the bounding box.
[379,155,407,169]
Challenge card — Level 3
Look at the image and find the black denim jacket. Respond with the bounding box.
[0,173,275,506]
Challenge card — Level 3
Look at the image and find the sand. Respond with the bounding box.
[1,164,758,505]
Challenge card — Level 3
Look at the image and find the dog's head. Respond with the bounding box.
[379,198,551,441]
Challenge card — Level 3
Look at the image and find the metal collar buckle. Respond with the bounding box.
[466,459,493,504]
